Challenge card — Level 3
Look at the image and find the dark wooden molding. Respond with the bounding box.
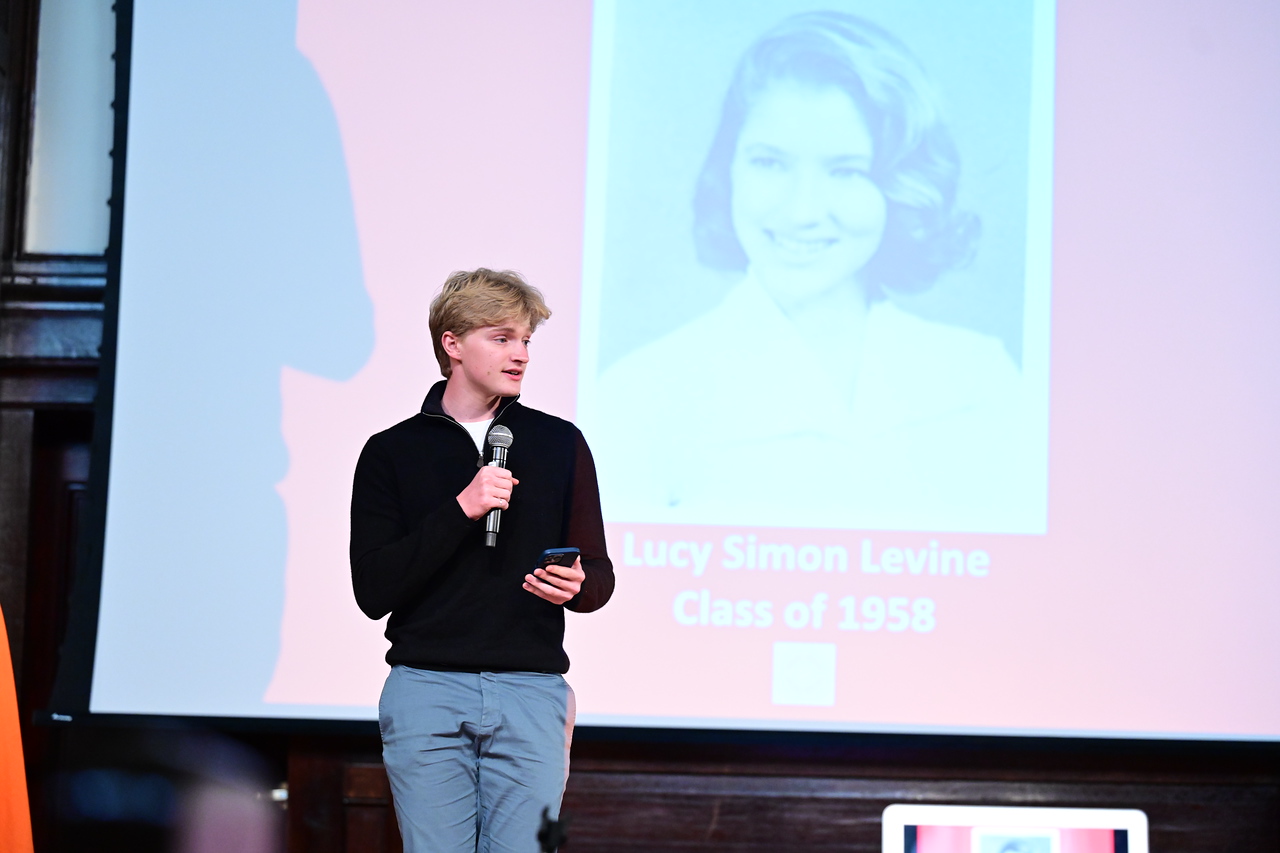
[1,301,103,361]
[2,257,108,299]
[0,259,106,407]
[0,367,96,409]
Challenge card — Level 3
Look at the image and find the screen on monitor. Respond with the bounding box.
[882,805,1148,853]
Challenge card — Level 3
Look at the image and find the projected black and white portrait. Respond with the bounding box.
[580,0,1052,534]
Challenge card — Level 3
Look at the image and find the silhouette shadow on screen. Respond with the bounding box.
[97,0,373,714]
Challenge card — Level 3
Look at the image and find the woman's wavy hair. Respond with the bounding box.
[693,11,978,294]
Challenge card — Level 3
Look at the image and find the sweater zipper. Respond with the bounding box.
[421,409,509,468]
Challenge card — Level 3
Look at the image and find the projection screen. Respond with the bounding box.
[84,0,1280,740]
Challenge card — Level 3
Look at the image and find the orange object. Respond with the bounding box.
[0,612,33,853]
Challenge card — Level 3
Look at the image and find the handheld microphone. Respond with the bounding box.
[484,425,514,547]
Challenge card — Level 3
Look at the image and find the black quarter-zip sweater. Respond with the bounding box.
[350,381,614,673]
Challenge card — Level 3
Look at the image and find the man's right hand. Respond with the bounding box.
[457,466,519,521]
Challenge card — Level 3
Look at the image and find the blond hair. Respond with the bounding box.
[429,268,551,377]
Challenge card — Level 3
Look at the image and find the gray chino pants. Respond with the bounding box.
[379,666,575,853]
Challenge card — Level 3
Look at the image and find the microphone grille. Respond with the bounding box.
[486,425,514,449]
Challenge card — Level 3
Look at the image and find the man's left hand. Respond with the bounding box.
[523,557,584,605]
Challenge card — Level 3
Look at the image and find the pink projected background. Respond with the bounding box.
[265,0,1280,736]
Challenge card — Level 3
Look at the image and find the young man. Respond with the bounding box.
[350,269,614,852]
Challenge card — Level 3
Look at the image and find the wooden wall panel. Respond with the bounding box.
[19,411,90,853]
[342,764,401,853]
[0,407,33,664]
[561,769,1279,852]
[289,739,355,853]
[287,735,1280,853]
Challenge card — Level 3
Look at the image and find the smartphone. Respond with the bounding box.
[536,547,580,569]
